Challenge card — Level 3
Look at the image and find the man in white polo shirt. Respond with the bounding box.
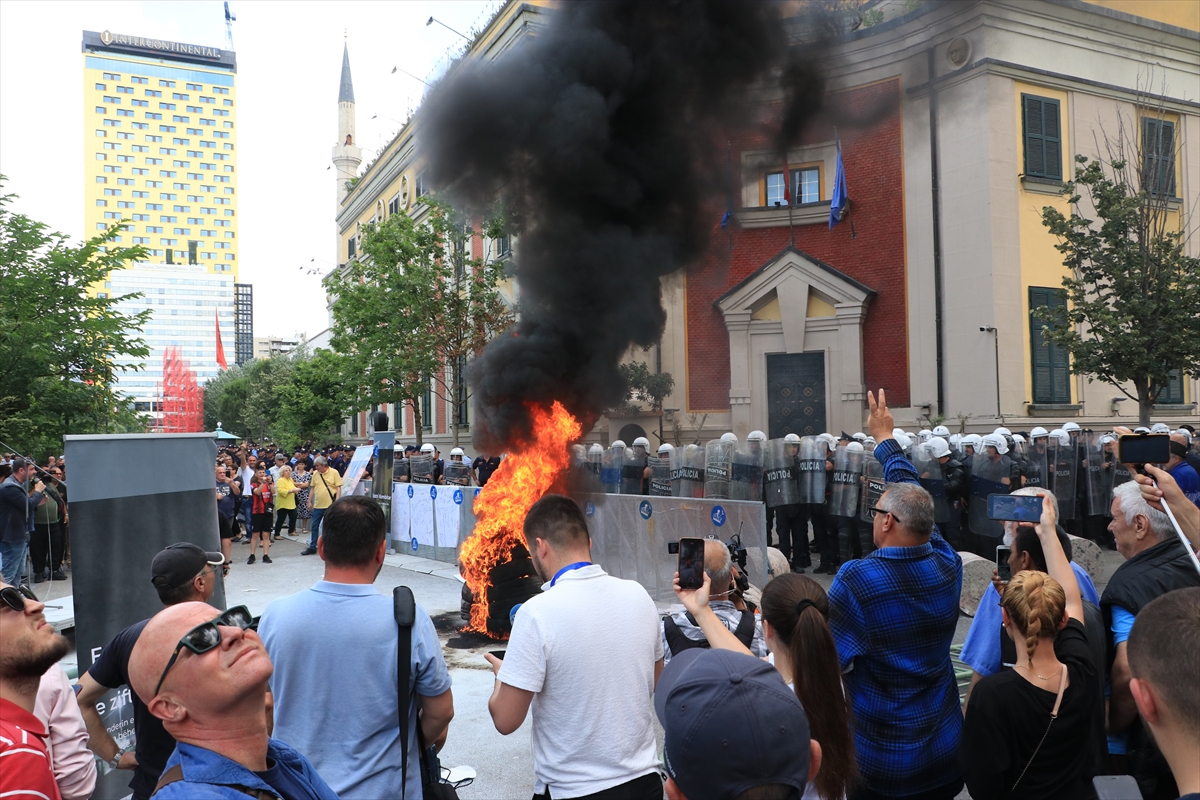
[484,494,664,800]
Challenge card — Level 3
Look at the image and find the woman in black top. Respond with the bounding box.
[960,493,1100,799]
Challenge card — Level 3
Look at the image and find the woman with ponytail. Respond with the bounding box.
[960,494,1101,799]
[673,571,856,800]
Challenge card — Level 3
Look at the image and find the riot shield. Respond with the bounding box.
[969,452,1010,540]
[730,445,764,501]
[601,443,624,494]
[1111,459,1134,493]
[858,455,886,522]
[621,449,646,495]
[409,454,433,485]
[763,439,800,508]
[704,440,734,499]
[648,457,672,497]
[829,446,863,518]
[1083,433,1111,517]
[672,444,706,498]
[797,436,828,504]
[1047,439,1078,520]
[1023,443,1049,490]
[913,445,950,523]
[444,462,472,486]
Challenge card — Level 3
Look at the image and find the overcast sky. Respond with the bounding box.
[0,0,496,339]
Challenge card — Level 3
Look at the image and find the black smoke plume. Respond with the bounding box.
[420,0,835,453]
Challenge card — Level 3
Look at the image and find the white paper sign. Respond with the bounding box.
[390,484,411,545]
[435,487,462,549]
[410,483,436,547]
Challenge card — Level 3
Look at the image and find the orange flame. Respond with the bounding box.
[460,401,582,636]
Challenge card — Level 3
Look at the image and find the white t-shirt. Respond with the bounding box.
[498,564,663,798]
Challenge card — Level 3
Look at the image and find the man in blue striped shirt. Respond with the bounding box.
[829,390,964,800]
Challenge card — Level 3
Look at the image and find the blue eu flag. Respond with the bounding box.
[829,141,849,229]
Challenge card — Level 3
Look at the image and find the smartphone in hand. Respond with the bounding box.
[996,545,1012,582]
[987,493,1044,522]
[678,537,705,590]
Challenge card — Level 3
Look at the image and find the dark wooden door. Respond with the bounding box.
[766,353,826,439]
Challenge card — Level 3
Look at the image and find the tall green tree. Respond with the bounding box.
[1037,112,1200,425]
[0,181,150,458]
[273,348,353,448]
[327,200,444,445]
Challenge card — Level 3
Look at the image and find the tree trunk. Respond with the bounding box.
[413,401,423,447]
[1136,379,1152,427]
[450,369,461,450]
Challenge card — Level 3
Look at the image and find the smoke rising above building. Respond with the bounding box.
[420,0,835,453]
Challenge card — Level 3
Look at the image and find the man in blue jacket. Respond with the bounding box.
[126,602,339,800]
[0,458,46,585]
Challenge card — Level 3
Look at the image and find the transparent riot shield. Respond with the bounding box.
[1023,442,1049,490]
[1083,433,1111,517]
[829,446,863,518]
[763,439,800,508]
[409,454,434,485]
[1111,459,1134,494]
[621,449,645,495]
[648,457,672,497]
[730,445,764,501]
[797,436,828,504]
[444,462,472,486]
[704,439,734,499]
[582,444,604,494]
[601,443,624,494]
[1047,439,1078,521]
[913,445,950,523]
[672,444,706,498]
[969,452,1010,540]
[858,455,886,522]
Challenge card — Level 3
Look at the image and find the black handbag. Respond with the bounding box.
[394,587,460,800]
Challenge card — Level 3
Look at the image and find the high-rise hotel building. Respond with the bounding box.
[82,30,246,414]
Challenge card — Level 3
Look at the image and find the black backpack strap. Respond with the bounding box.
[394,586,416,800]
[733,609,756,649]
[152,764,278,799]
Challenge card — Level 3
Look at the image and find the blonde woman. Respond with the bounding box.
[272,465,299,544]
[960,494,1100,798]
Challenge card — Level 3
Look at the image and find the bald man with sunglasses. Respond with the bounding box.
[127,602,338,800]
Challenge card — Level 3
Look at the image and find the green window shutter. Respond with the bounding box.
[1030,287,1071,403]
[1143,118,1177,197]
[1160,369,1185,404]
[1022,94,1062,180]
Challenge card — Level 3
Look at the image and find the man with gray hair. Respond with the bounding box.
[659,539,765,663]
[1102,479,1200,794]
[829,390,964,800]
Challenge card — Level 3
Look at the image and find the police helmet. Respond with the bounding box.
[917,429,933,442]
[961,433,983,451]
[994,427,1012,437]
[420,443,435,454]
[927,438,951,458]
[783,433,801,444]
[1062,422,1081,433]
[982,433,1009,455]
[1150,423,1171,434]
[1049,429,1069,446]
[611,440,626,449]
[657,443,675,456]
[852,432,867,442]
[720,432,738,443]
[932,425,950,438]
[846,441,865,453]
[1030,426,1049,439]
[747,430,767,443]
[632,436,650,449]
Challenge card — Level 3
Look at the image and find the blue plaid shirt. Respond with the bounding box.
[829,438,963,796]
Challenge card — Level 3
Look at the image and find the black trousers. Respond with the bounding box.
[775,505,803,561]
[534,772,662,800]
[274,507,297,535]
[832,514,860,561]
[796,503,827,561]
[30,521,64,575]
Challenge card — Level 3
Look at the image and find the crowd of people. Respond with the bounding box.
[2,394,1199,800]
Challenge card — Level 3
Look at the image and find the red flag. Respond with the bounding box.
[783,158,791,205]
[215,310,228,369]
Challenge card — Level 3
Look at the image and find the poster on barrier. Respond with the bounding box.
[435,486,462,548]
[340,444,375,496]
[391,484,411,548]
[410,484,436,547]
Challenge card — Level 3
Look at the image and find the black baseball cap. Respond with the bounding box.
[151,542,224,591]
[655,649,811,799]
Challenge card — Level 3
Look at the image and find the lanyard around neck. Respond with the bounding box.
[550,561,591,587]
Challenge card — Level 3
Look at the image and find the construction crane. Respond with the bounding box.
[224,1,236,50]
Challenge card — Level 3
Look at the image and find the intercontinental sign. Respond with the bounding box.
[99,29,222,59]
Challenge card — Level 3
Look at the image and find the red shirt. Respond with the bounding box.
[0,697,63,800]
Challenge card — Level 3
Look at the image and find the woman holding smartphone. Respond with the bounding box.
[673,571,856,800]
[959,494,1099,799]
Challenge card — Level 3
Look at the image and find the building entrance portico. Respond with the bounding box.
[716,247,874,439]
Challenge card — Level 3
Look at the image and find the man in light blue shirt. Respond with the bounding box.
[259,496,454,799]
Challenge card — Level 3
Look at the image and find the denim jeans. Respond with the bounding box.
[308,507,326,549]
[0,539,30,585]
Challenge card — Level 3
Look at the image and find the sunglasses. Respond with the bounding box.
[869,505,902,525]
[154,605,254,696]
[0,584,38,612]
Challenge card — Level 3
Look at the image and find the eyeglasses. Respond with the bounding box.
[0,585,38,613]
[154,605,254,696]
[869,505,902,525]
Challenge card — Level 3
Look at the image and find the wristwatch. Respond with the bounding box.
[108,746,130,770]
